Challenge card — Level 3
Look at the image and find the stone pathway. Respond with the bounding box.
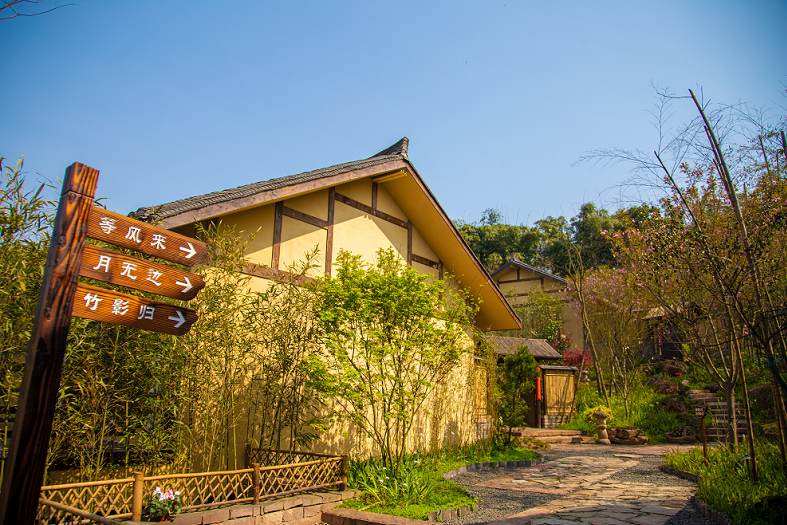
[449,444,711,525]
[477,456,639,496]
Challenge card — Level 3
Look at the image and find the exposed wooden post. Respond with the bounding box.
[132,472,144,521]
[339,456,349,491]
[0,162,99,525]
[272,201,283,269]
[325,188,335,275]
[252,463,261,504]
[406,222,413,265]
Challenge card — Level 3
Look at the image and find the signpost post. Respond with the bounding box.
[0,162,208,525]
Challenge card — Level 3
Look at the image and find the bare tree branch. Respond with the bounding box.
[0,0,74,21]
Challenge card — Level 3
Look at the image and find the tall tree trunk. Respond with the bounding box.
[690,90,787,461]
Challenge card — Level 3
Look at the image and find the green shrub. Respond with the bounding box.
[664,441,787,525]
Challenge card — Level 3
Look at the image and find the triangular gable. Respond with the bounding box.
[491,256,567,286]
[132,138,520,331]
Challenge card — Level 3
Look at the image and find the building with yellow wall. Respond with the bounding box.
[490,256,583,350]
[132,138,521,461]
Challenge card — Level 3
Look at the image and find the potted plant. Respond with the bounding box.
[147,486,183,521]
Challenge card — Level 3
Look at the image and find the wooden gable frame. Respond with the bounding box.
[133,140,520,331]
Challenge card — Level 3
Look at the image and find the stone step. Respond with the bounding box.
[687,389,712,394]
[525,435,596,444]
[512,428,583,437]
[696,409,747,416]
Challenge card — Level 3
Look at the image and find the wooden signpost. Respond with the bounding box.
[0,163,208,525]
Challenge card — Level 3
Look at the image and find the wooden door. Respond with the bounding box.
[544,371,575,415]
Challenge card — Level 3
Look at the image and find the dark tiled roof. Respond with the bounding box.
[484,336,562,360]
[131,138,410,222]
[491,256,567,285]
[539,365,579,371]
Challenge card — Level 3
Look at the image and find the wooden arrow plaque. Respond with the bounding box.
[72,283,198,336]
[80,244,205,300]
[87,207,209,266]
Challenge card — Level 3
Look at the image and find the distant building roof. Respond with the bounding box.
[484,336,562,360]
[490,256,567,286]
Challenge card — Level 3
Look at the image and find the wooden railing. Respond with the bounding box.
[37,452,347,525]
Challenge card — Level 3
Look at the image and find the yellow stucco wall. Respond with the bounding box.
[494,266,584,350]
[189,174,482,463]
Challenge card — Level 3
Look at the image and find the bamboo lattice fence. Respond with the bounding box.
[36,450,347,525]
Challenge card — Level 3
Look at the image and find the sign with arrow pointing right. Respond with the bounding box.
[72,283,198,336]
[80,244,205,300]
[87,207,209,266]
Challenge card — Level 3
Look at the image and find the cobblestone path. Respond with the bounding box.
[449,444,713,525]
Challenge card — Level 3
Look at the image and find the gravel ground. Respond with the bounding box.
[446,447,717,525]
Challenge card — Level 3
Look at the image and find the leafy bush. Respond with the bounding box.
[583,405,614,424]
[563,347,593,369]
[348,454,437,507]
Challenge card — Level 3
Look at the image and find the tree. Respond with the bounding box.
[588,87,787,477]
[244,249,331,455]
[454,208,540,271]
[316,248,474,475]
[502,289,565,346]
[576,265,650,418]
[497,345,538,444]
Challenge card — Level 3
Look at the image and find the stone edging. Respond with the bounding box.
[323,507,430,525]
[431,457,543,523]
[659,467,737,525]
[441,457,544,480]
[694,496,737,525]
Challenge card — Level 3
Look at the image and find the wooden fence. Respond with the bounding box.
[36,451,347,525]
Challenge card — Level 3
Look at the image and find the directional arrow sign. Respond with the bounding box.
[72,283,198,336]
[87,207,209,266]
[80,244,205,300]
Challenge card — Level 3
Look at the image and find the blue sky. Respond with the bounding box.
[2,1,785,226]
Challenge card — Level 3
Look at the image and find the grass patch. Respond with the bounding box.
[343,444,539,520]
[433,445,539,474]
[342,474,475,520]
[664,440,787,525]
